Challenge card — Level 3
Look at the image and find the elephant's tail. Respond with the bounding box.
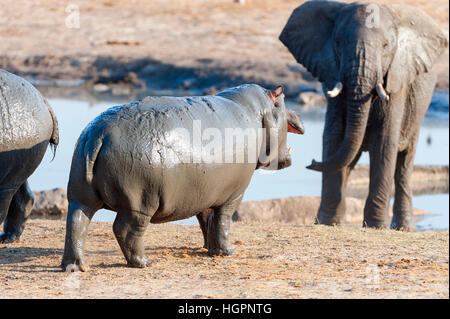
[44,99,59,160]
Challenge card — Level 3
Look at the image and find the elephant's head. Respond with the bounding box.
[279,1,448,172]
[259,86,305,170]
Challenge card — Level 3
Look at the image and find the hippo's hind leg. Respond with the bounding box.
[113,211,152,268]
[207,195,243,256]
[61,200,99,272]
[1,181,34,243]
[196,209,212,248]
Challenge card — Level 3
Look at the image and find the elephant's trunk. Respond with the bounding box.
[308,57,375,172]
[307,94,372,172]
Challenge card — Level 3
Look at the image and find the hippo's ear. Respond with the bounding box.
[287,110,304,134]
[268,86,284,104]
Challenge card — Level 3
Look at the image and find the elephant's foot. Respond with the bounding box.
[208,247,236,256]
[61,258,89,272]
[363,219,389,229]
[391,216,416,232]
[316,210,343,226]
[126,255,151,268]
[0,232,20,244]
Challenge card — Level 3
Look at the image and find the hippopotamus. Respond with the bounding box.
[61,84,304,271]
[0,69,59,243]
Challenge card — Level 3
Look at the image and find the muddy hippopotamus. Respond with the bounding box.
[0,69,59,243]
[61,84,304,271]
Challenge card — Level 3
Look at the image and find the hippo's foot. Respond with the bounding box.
[126,255,151,268]
[208,247,236,256]
[0,232,20,244]
[61,259,89,272]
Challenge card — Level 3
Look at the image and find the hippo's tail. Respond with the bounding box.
[45,99,59,160]
[79,133,103,186]
[67,128,104,204]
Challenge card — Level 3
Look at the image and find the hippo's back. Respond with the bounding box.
[0,69,53,152]
[86,95,251,166]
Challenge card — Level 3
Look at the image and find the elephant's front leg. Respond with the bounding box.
[391,146,416,231]
[207,195,242,256]
[318,166,357,225]
[392,72,435,231]
[1,181,34,243]
[317,95,360,225]
[364,94,405,228]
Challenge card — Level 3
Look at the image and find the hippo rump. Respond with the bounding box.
[61,84,304,271]
[0,69,59,243]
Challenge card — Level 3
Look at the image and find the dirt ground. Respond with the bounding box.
[0,219,448,299]
[0,0,448,93]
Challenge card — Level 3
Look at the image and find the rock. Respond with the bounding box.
[235,196,433,226]
[93,83,110,93]
[31,188,68,218]
[297,91,326,107]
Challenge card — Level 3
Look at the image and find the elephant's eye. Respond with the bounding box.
[382,41,389,49]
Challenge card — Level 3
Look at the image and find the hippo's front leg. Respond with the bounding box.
[207,195,242,256]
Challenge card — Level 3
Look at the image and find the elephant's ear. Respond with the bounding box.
[386,5,448,93]
[279,1,345,87]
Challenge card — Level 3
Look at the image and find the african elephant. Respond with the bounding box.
[0,69,59,242]
[61,84,304,271]
[279,1,448,230]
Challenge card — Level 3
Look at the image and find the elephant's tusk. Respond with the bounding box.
[376,83,390,101]
[327,82,343,98]
[288,147,292,154]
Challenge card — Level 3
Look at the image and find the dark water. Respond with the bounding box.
[28,94,449,230]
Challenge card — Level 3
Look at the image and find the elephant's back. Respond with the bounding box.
[0,69,53,152]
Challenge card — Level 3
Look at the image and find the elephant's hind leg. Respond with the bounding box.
[61,200,98,272]
[113,211,152,268]
[1,181,34,243]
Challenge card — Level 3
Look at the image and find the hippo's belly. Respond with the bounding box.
[150,163,254,223]
[95,149,254,222]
